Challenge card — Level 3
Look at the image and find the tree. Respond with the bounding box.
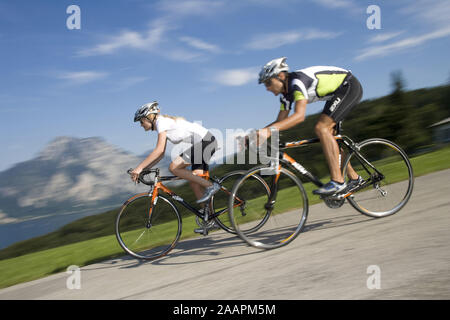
[390,70,407,106]
[386,70,429,152]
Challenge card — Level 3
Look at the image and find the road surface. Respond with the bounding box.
[1,169,449,299]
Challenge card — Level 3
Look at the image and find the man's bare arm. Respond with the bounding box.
[266,99,307,131]
[265,110,290,128]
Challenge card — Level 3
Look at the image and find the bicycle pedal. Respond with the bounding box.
[194,227,209,236]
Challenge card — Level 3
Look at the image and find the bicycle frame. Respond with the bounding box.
[276,136,346,188]
[135,171,244,223]
[272,134,384,197]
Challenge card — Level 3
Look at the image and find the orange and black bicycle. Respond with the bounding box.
[115,168,270,260]
[228,122,414,250]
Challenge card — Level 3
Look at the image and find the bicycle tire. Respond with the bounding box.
[115,194,182,260]
[228,165,308,249]
[212,170,271,234]
[342,138,414,218]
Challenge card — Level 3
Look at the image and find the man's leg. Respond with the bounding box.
[339,146,360,181]
[315,114,344,183]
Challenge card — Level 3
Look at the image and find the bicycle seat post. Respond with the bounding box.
[204,202,210,222]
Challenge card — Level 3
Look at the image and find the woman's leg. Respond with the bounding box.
[190,169,207,201]
[169,157,212,189]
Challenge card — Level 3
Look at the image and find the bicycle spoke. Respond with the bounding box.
[115,195,181,260]
[212,170,270,234]
[343,138,413,217]
[133,229,147,246]
[229,166,308,249]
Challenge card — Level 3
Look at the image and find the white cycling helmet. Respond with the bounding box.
[258,57,289,84]
[134,101,160,122]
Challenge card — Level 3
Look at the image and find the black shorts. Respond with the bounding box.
[180,132,217,171]
[322,73,363,122]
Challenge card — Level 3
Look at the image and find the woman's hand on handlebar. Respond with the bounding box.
[130,167,143,183]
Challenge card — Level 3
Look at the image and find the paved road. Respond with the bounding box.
[1,169,449,300]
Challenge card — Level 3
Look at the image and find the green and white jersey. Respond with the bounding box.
[280,66,350,111]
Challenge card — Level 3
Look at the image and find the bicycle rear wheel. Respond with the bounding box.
[228,165,308,249]
[211,170,271,234]
[343,138,414,218]
[115,194,181,260]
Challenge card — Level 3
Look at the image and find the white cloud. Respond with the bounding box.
[355,27,450,61]
[246,29,341,50]
[157,0,225,17]
[77,1,223,61]
[308,0,362,15]
[179,36,221,53]
[213,67,259,86]
[400,0,450,29]
[78,22,168,57]
[247,32,301,50]
[242,0,358,11]
[313,0,354,9]
[115,76,150,90]
[0,210,20,224]
[165,48,203,62]
[356,0,450,61]
[368,31,405,44]
[58,71,108,84]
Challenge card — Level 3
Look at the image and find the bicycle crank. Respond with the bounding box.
[322,195,345,209]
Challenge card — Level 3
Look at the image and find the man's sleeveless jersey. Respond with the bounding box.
[280,66,350,111]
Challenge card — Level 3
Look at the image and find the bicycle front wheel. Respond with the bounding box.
[211,170,271,234]
[115,194,181,260]
[343,138,414,218]
[228,165,308,249]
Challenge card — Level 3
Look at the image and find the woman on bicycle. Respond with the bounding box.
[130,101,220,204]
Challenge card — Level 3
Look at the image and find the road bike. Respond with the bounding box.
[228,122,414,250]
[115,168,270,260]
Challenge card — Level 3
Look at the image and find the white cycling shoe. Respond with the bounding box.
[196,182,221,204]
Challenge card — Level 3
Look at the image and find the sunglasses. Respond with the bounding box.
[264,79,273,88]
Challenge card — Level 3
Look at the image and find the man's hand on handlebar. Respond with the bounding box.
[256,128,271,146]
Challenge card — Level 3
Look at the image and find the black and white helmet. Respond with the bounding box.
[258,57,289,84]
[134,101,160,122]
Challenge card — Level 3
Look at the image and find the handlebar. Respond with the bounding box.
[236,129,280,159]
[127,168,159,186]
[127,168,180,186]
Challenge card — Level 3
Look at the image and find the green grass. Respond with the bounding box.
[0,145,449,289]
[0,214,203,289]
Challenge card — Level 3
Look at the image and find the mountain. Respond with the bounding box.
[0,136,174,225]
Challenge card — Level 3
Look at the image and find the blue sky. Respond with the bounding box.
[0,0,449,171]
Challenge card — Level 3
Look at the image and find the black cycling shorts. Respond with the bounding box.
[180,132,217,171]
[322,73,363,122]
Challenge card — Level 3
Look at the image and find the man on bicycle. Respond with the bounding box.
[256,57,363,195]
